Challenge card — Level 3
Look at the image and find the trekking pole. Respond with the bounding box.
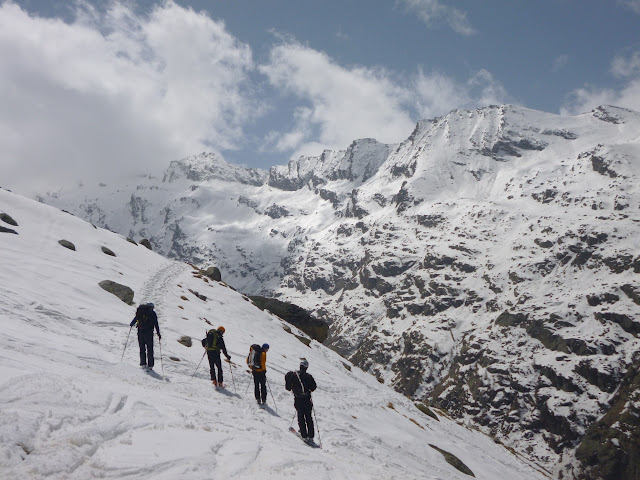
[312,406,322,448]
[121,326,132,361]
[289,412,296,429]
[266,377,278,413]
[245,370,252,394]
[192,351,206,377]
[226,359,237,393]
[158,336,165,376]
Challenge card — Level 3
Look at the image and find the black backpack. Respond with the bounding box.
[202,329,220,351]
[135,304,153,329]
[285,371,307,397]
[247,344,262,370]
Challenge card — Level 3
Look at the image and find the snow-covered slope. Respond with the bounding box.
[39,104,640,477]
[0,188,546,479]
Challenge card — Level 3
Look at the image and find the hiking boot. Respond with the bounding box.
[212,380,218,386]
[218,383,224,388]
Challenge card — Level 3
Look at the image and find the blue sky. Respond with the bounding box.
[2,0,640,194]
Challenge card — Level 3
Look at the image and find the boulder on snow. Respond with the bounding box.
[0,225,18,234]
[177,336,192,347]
[140,238,152,250]
[204,266,222,281]
[249,296,328,343]
[0,212,18,226]
[188,289,207,301]
[101,246,116,257]
[429,444,475,477]
[98,280,134,305]
[58,240,76,251]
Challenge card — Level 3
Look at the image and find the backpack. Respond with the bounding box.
[135,304,153,329]
[285,371,307,397]
[202,329,220,351]
[247,344,262,370]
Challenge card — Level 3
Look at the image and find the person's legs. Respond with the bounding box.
[258,372,267,403]
[213,353,223,384]
[253,372,260,401]
[137,332,146,366]
[144,330,154,368]
[297,407,308,438]
[207,351,216,382]
[303,407,315,439]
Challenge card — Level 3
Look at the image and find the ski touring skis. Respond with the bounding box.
[289,427,321,448]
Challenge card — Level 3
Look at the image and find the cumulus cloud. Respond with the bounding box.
[397,0,475,35]
[0,1,258,195]
[412,69,508,119]
[612,51,640,78]
[1,1,507,195]
[561,50,640,114]
[259,42,416,156]
[259,41,509,160]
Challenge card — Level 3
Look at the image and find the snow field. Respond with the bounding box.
[0,189,547,479]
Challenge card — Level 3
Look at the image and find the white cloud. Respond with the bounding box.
[0,1,259,195]
[259,42,416,157]
[397,0,475,35]
[259,42,509,160]
[561,50,640,114]
[611,51,640,78]
[561,80,640,115]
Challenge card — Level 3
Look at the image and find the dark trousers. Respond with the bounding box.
[295,396,314,438]
[138,329,154,367]
[253,371,267,402]
[207,351,223,383]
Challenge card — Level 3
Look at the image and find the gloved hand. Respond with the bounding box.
[226,355,231,361]
[158,334,162,340]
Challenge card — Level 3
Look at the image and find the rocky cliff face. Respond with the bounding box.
[41,105,640,478]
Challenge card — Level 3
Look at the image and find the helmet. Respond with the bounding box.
[147,302,155,308]
[300,358,309,369]
[262,343,270,350]
[217,326,225,333]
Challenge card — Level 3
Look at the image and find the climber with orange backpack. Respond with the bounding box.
[247,343,270,405]
[201,326,231,387]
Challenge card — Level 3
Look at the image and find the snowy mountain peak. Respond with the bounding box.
[163,152,268,185]
[268,138,393,192]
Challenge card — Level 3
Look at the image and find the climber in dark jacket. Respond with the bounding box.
[130,302,161,369]
[285,359,317,443]
[202,326,231,386]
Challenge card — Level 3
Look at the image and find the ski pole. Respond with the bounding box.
[226,358,237,393]
[245,370,253,394]
[290,412,296,429]
[192,350,206,377]
[121,326,132,361]
[158,335,165,376]
[266,377,278,413]
[312,405,322,448]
